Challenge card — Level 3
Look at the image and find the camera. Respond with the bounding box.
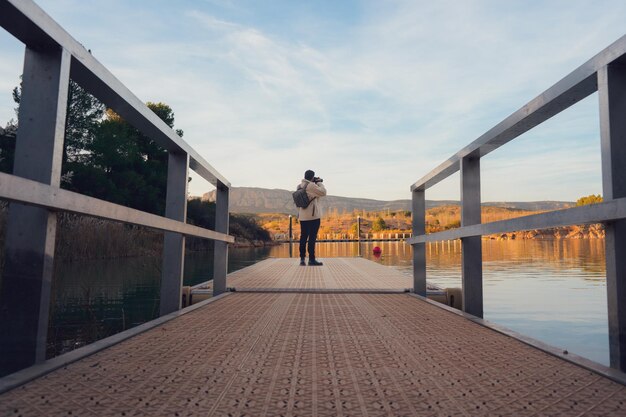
[313,177,323,183]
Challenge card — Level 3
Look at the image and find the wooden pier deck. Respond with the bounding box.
[226,257,413,291]
[2,258,626,416]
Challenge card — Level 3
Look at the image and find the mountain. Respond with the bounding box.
[481,201,575,211]
[201,187,574,214]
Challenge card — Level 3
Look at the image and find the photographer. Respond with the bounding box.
[297,170,327,266]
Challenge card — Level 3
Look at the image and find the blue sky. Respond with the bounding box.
[1,0,626,201]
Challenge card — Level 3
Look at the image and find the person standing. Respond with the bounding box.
[297,170,327,266]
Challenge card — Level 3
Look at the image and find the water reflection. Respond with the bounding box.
[49,257,161,357]
[48,239,609,366]
[269,239,608,365]
[48,247,274,357]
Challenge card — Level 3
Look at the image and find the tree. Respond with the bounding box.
[69,103,175,215]
[185,197,270,245]
[11,79,106,170]
[372,217,387,232]
[64,82,106,162]
[229,214,271,242]
[0,123,17,173]
[8,78,182,216]
[187,198,216,229]
[576,194,603,206]
[0,85,21,173]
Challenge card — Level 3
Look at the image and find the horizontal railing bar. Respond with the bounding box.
[0,172,235,243]
[0,0,230,189]
[410,34,626,192]
[0,0,56,50]
[407,198,626,244]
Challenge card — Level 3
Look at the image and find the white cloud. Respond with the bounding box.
[3,0,626,201]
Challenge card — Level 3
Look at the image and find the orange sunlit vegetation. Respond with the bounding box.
[258,206,546,238]
[257,194,605,240]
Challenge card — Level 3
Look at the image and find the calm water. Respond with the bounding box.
[49,239,609,366]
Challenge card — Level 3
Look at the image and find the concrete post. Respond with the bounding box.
[0,46,71,375]
[412,189,427,296]
[160,152,189,315]
[460,155,483,318]
[598,63,626,371]
[212,183,229,296]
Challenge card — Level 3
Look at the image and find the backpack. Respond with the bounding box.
[292,183,311,208]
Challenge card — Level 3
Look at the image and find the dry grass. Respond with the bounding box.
[55,213,162,262]
[0,203,162,264]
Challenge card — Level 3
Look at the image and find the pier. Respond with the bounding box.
[3,0,626,415]
[3,258,626,416]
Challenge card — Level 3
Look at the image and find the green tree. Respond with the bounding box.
[229,214,271,241]
[8,80,177,215]
[576,194,603,206]
[185,197,270,247]
[3,81,269,245]
[68,103,175,215]
[64,82,106,162]
[0,123,17,173]
[0,84,21,173]
[9,79,106,175]
[372,217,387,232]
[187,198,216,229]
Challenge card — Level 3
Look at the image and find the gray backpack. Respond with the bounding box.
[292,183,311,208]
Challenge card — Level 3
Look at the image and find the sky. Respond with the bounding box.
[1,0,626,201]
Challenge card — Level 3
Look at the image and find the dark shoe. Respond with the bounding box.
[308,260,323,266]
[300,259,306,266]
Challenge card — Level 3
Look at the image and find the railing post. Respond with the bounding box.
[0,46,71,375]
[160,152,189,315]
[460,155,483,318]
[598,63,626,371]
[212,183,229,296]
[412,189,426,296]
[288,214,293,257]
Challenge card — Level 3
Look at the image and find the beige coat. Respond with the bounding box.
[297,179,327,221]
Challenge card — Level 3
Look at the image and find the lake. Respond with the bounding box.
[49,239,609,366]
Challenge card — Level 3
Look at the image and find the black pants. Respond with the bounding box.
[299,219,321,261]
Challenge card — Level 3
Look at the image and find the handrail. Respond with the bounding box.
[407,197,626,244]
[410,34,626,192]
[0,0,229,187]
[408,33,626,373]
[0,172,234,243]
[0,0,233,376]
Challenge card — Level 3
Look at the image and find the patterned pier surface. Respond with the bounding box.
[2,262,626,416]
[226,257,416,290]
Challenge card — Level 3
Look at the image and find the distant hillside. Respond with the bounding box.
[481,201,574,211]
[202,187,574,214]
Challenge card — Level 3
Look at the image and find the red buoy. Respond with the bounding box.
[373,246,382,254]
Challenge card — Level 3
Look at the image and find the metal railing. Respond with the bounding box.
[0,0,234,376]
[408,34,626,371]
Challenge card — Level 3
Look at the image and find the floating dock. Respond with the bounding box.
[1,258,626,416]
